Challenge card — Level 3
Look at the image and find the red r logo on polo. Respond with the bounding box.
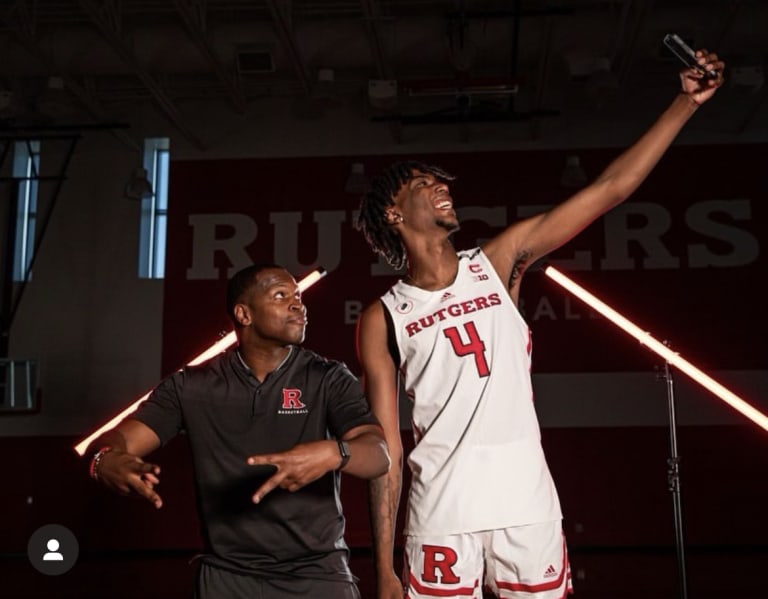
[281,388,306,410]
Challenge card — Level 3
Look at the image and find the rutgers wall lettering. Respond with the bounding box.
[163,146,766,377]
[184,199,757,281]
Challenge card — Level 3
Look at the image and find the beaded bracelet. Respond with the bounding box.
[89,446,113,480]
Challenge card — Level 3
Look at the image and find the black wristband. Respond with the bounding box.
[337,439,350,470]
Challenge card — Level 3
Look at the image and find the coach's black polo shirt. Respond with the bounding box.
[133,345,377,581]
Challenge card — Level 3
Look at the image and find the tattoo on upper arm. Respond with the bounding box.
[510,250,532,285]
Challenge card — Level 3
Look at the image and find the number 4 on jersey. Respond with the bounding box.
[443,322,490,377]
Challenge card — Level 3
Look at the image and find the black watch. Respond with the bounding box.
[337,439,351,471]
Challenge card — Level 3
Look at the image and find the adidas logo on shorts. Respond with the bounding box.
[543,564,558,578]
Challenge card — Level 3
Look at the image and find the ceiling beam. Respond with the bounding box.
[528,16,555,141]
[359,0,393,80]
[359,0,400,142]
[173,0,248,113]
[264,0,313,95]
[616,0,654,85]
[5,0,140,151]
[736,82,767,134]
[77,0,206,150]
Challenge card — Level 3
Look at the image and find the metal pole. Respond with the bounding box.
[662,345,688,599]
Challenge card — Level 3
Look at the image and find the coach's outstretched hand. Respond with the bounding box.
[95,450,163,509]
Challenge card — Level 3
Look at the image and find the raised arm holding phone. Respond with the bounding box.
[355,46,724,599]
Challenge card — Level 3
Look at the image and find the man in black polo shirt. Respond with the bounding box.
[86,264,390,598]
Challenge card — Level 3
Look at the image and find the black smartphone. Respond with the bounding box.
[663,33,718,79]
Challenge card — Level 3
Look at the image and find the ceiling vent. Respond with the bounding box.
[236,48,275,74]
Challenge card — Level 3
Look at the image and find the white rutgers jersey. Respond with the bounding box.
[381,248,562,536]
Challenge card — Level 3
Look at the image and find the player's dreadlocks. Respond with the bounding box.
[355,161,456,270]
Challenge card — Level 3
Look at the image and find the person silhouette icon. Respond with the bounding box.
[42,539,64,561]
[28,523,78,575]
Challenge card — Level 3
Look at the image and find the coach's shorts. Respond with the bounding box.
[194,562,361,599]
[403,520,572,599]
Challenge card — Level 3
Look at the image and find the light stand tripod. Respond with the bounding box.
[541,265,768,597]
[659,350,688,599]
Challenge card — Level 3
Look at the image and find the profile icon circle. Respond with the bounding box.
[27,524,79,575]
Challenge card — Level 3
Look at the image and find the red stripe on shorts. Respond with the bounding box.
[408,571,480,597]
[496,537,569,594]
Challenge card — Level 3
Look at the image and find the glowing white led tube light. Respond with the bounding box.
[74,267,328,455]
[543,265,768,432]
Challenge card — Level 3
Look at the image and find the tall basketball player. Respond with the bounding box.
[355,48,725,599]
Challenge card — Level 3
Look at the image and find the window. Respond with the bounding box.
[0,359,38,412]
[138,137,170,279]
[11,140,40,282]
